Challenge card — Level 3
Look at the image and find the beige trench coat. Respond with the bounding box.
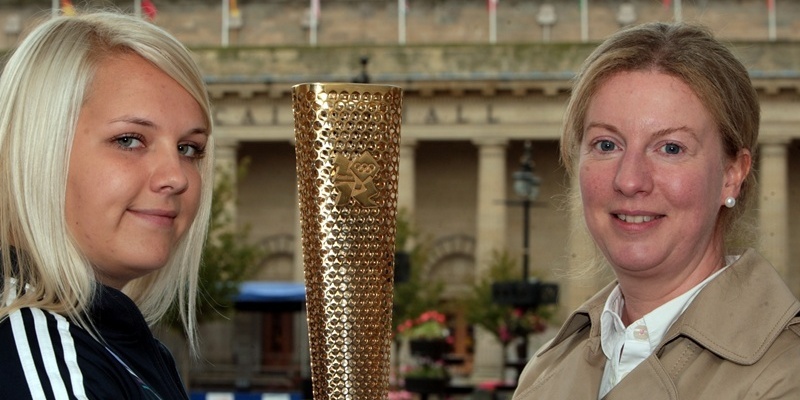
[513,249,800,399]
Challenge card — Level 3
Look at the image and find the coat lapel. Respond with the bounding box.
[605,356,678,400]
[662,248,800,365]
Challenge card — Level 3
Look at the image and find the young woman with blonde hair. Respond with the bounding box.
[0,11,214,399]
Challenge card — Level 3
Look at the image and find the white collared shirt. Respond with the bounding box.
[597,256,738,399]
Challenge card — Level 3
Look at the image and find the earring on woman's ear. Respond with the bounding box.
[725,197,736,208]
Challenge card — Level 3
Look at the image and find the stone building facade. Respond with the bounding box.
[2,0,799,390]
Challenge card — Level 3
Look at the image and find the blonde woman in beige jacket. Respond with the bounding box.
[513,22,800,400]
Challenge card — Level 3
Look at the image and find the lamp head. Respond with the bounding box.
[513,141,541,201]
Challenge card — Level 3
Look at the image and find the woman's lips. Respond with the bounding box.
[129,208,177,227]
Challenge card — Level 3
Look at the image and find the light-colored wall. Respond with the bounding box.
[415,141,478,240]
[237,141,298,281]
[1,0,799,51]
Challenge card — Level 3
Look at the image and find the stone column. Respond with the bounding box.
[398,138,417,218]
[471,138,508,382]
[473,139,509,274]
[214,138,239,180]
[758,138,790,280]
[213,138,239,231]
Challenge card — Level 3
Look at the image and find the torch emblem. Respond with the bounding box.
[333,152,380,207]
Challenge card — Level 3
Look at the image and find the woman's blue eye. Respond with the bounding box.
[116,136,143,149]
[178,144,204,158]
[595,140,616,152]
[662,143,682,155]
[178,144,194,156]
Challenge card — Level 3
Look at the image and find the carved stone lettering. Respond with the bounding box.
[425,107,439,124]
[456,104,469,124]
[242,108,255,125]
[486,104,499,124]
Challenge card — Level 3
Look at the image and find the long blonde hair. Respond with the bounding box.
[0,12,214,354]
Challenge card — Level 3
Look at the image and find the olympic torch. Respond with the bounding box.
[292,83,403,399]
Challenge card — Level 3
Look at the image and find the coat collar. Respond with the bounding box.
[663,248,800,364]
[539,249,800,365]
[537,280,612,356]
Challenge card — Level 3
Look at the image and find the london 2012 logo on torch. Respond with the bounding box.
[332,152,380,208]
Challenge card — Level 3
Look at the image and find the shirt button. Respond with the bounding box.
[633,325,649,340]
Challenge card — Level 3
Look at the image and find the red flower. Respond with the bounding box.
[397,310,450,340]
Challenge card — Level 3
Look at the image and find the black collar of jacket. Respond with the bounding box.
[88,284,153,341]
[538,248,800,365]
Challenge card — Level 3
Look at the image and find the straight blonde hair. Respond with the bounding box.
[0,12,214,354]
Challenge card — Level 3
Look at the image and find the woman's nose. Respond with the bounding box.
[613,151,653,197]
[150,149,189,195]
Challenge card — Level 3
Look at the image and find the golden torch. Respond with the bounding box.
[292,83,403,399]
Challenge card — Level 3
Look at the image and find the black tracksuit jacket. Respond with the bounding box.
[0,284,188,399]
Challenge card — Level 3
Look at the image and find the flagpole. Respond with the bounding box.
[768,0,776,41]
[52,0,58,18]
[674,0,682,22]
[580,0,588,42]
[221,0,230,47]
[398,0,406,45]
[489,0,497,44]
[134,0,142,18]
[310,0,319,46]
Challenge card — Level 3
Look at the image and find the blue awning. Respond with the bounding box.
[234,281,306,312]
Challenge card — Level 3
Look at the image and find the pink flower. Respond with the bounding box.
[498,325,512,343]
[417,310,446,324]
[397,310,450,340]
[388,390,413,400]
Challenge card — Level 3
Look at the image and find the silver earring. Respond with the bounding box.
[725,197,736,208]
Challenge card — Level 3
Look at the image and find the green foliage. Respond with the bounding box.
[464,249,554,343]
[394,207,413,252]
[463,250,518,342]
[392,208,444,335]
[404,360,450,379]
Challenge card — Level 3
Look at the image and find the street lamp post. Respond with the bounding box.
[511,141,540,371]
[352,56,371,83]
[513,141,541,283]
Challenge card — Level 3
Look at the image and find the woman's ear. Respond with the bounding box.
[723,148,751,199]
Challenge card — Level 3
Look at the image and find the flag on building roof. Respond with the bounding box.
[142,0,157,21]
[230,0,240,19]
[767,0,776,40]
[61,0,76,16]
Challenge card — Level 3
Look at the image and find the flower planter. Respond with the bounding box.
[404,377,449,394]
[409,338,450,360]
